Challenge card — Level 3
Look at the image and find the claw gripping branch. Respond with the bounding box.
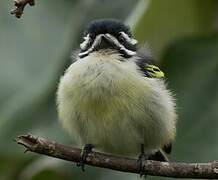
[15,134,218,179]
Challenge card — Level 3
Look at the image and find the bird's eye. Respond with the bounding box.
[89,33,95,40]
[88,40,93,47]
[118,34,125,44]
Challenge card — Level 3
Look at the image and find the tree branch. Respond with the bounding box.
[15,134,218,179]
[10,0,35,18]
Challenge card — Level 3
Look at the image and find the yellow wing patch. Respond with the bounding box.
[145,64,165,78]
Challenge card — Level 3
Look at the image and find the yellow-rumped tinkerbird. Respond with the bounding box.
[57,19,177,177]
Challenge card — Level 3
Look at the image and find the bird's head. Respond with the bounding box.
[78,19,138,59]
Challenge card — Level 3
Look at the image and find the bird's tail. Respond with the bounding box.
[149,149,169,162]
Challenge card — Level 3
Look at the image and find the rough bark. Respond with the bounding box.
[15,134,218,179]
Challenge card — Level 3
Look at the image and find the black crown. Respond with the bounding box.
[84,19,132,38]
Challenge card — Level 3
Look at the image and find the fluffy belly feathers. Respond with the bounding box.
[57,56,176,157]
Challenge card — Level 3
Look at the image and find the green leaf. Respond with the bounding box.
[161,34,218,165]
[133,0,217,58]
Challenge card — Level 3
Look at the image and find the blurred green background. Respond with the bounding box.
[1,0,218,179]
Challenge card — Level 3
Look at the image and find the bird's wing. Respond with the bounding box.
[136,46,172,154]
[136,57,165,78]
[136,46,164,78]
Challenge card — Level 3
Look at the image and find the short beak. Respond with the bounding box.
[95,35,116,51]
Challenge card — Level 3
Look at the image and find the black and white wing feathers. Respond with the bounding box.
[136,46,172,156]
[136,46,164,78]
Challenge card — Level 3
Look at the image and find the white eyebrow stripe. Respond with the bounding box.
[79,34,136,57]
[79,35,102,57]
[120,31,138,45]
[80,34,91,50]
[106,34,136,56]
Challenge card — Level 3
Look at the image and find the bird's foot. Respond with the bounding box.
[76,144,93,172]
[138,144,148,178]
[138,153,148,178]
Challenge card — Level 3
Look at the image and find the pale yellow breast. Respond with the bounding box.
[57,53,176,156]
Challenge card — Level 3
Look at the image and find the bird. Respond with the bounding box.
[56,18,177,176]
